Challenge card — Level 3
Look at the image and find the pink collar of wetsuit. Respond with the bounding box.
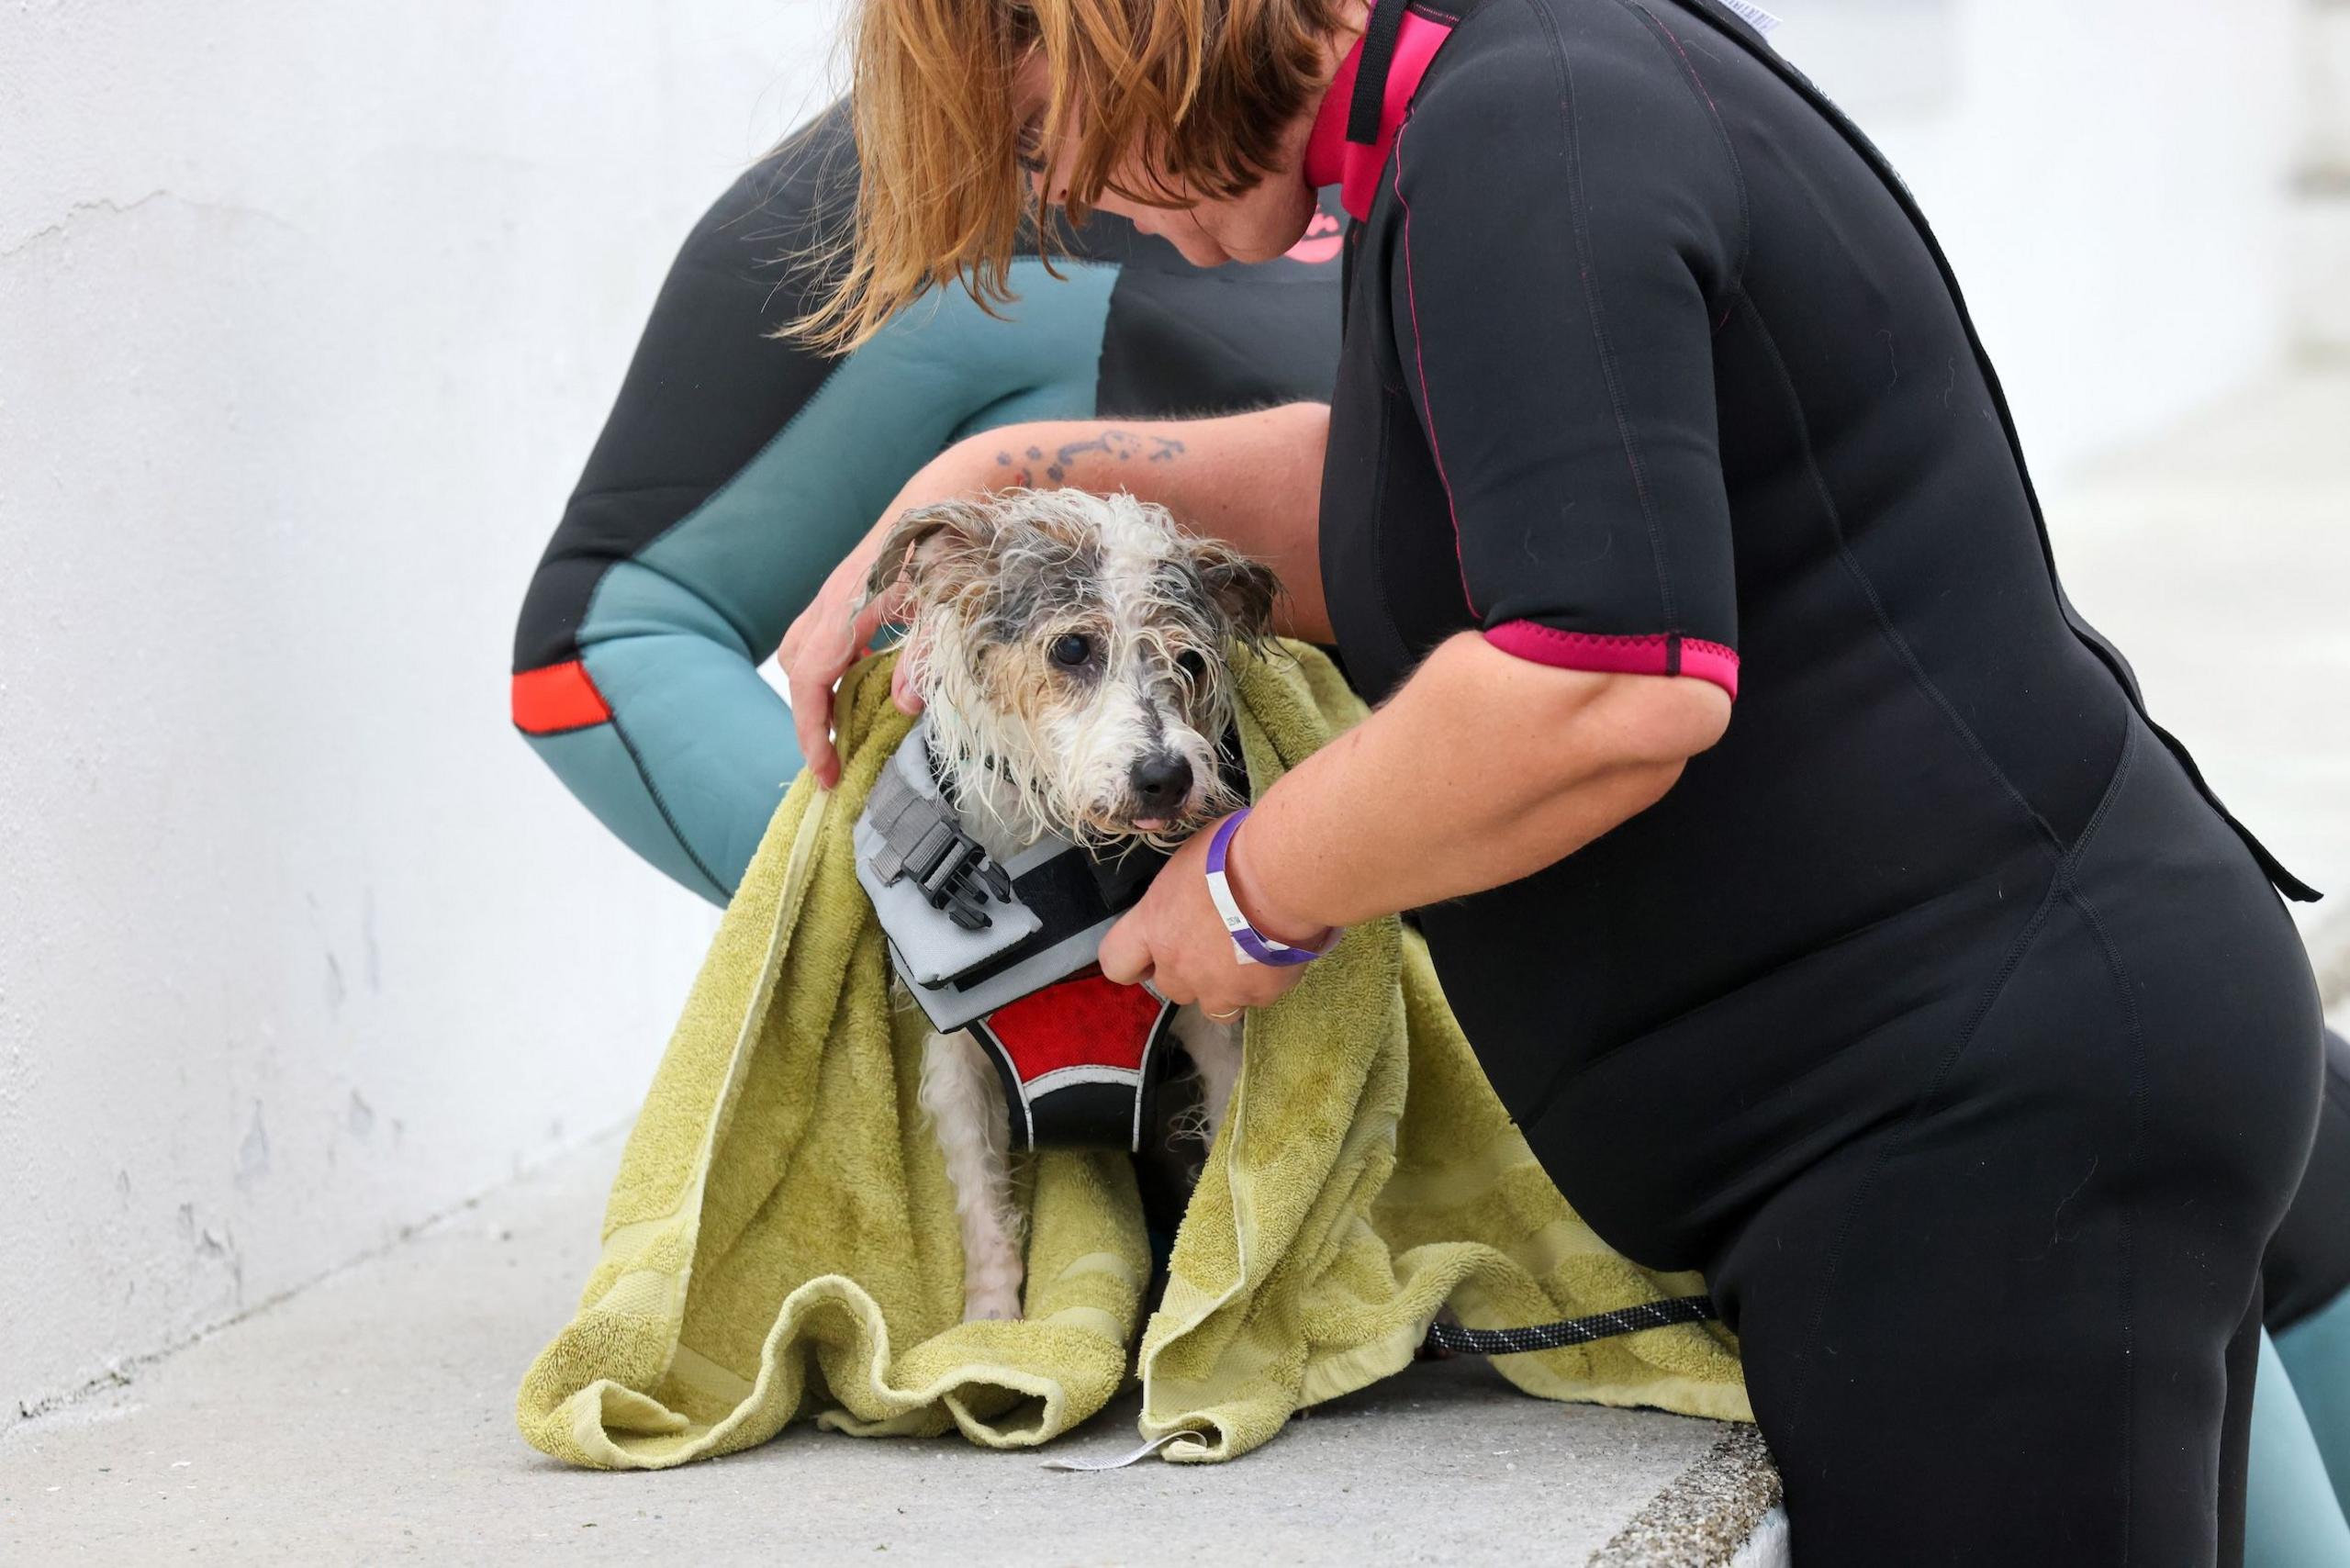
[1303,4,1460,220]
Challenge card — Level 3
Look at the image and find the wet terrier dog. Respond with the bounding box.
[866,487,1281,1322]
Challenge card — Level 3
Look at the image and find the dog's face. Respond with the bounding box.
[867,489,1280,843]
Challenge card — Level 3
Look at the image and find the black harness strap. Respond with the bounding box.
[1424,1294,1720,1355]
[1346,0,1409,145]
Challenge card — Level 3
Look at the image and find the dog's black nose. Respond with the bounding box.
[1130,754,1193,812]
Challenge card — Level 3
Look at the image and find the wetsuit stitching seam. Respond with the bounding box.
[1391,127,1480,619]
[1777,875,2059,1442]
[598,697,734,904]
[1491,624,1737,657]
[1516,0,1681,633]
[1783,724,2142,1447]
[1730,289,2064,855]
[1621,1,1752,296]
[2051,859,2148,1555]
[574,399,837,662]
[1364,399,1414,669]
[574,346,844,650]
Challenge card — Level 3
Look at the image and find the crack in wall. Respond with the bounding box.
[0,190,173,259]
[1,188,301,260]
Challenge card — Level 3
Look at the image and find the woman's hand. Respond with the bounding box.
[1098,816,1332,1018]
[778,444,990,787]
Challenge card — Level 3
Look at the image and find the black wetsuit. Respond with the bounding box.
[1312,0,2326,1560]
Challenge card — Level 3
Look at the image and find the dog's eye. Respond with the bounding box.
[1176,649,1208,683]
[1049,633,1093,668]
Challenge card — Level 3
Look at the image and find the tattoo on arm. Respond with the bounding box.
[989,429,1186,487]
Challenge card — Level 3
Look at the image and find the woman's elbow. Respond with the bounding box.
[1598,678,1728,816]
[1618,674,1732,765]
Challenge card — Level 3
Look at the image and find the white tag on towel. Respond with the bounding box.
[1718,0,1784,36]
[1041,1430,1192,1472]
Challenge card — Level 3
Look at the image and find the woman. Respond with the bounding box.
[778,0,2326,1557]
[509,102,1343,902]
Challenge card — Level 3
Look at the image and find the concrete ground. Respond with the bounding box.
[3,366,2344,1565]
[0,1131,1772,1566]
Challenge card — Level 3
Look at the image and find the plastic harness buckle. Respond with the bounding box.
[861,756,1014,932]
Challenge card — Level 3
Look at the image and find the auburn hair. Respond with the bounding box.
[797,0,1345,352]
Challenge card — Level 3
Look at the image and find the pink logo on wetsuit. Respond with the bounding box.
[1285,211,1345,265]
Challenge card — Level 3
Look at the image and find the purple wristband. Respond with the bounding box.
[1203,809,1336,967]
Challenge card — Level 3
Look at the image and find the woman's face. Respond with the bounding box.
[1014,55,1324,267]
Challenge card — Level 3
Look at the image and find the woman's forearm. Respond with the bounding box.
[1224,633,1733,939]
[946,402,1332,640]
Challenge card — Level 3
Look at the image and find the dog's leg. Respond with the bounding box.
[1171,1008,1246,1148]
[920,1030,1025,1321]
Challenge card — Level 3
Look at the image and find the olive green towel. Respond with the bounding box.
[515,643,1748,1470]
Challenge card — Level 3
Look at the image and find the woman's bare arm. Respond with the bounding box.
[1225,634,1731,933]
[1097,634,1734,1008]
[779,401,1330,784]
[939,402,1332,638]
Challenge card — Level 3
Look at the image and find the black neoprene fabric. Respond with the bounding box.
[1317,0,2327,1559]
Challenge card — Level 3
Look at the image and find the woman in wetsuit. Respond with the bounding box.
[771,0,2329,1559]
[509,103,1344,902]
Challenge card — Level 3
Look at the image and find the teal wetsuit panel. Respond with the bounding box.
[525,722,733,903]
[615,261,1119,660]
[2279,1286,2350,1526]
[2247,1327,2350,1567]
[556,259,1117,901]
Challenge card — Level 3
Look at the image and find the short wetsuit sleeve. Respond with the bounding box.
[1389,6,1747,696]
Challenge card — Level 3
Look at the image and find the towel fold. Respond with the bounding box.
[516,642,1748,1469]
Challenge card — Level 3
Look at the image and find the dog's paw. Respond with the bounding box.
[963,1289,1024,1324]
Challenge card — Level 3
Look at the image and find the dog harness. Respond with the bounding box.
[854,721,1176,1152]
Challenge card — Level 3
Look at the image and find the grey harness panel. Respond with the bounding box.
[854,720,1158,1036]
[854,725,1042,995]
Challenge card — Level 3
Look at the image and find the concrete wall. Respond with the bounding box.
[0,1,2312,1424]
[2292,0,2350,356]
[0,1,830,1421]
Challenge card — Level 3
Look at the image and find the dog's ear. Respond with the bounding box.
[1189,538,1282,647]
[867,498,1000,605]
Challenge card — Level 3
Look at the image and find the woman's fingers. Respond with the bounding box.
[791,659,844,789]
[852,578,910,654]
[890,659,924,715]
[778,549,915,789]
[809,608,867,786]
[1101,915,1311,1014]
[1098,915,1154,988]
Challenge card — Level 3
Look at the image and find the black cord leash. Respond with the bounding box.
[1423,1294,1720,1356]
